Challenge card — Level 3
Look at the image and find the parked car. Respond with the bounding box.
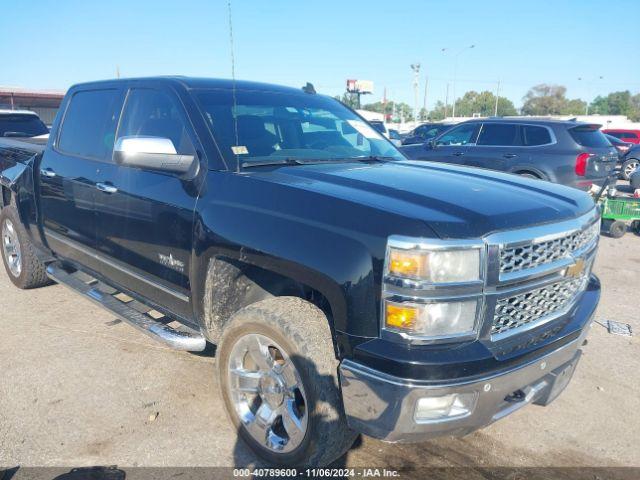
[387,128,403,147]
[401,118,617,190]
[368,120,388,136]
[605,133,632,157]
[0,77,601,467]
[401,122,454,145]
[0,109,49,138]
[619,144,640,181]
[602,128,640,144]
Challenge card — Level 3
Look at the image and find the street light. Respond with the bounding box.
[410,63,421,124]
[443,45,475,118]
[577,76,604,115]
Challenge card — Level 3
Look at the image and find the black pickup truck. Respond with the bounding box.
[0,77,601,467]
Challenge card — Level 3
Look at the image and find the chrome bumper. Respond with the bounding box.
[339,331,588,443]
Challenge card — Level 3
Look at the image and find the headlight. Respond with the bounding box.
[384,299,479,338]
[387,247,481,283]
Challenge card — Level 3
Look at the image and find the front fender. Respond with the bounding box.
[192,202,381,339]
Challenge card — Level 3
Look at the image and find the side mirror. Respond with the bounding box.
[113,136,195,174]
[426,139,437,150]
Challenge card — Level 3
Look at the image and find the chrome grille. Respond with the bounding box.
[492,273,589,337]
[500,221,599,275]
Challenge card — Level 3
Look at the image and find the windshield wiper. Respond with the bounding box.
[241,158,305,168]
[241,156,399,169]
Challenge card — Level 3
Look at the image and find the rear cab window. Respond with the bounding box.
[0,114,49,138]
[57,89,122,161]
[569,125,611,148]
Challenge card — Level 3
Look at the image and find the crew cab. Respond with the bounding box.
[0,77,601,467]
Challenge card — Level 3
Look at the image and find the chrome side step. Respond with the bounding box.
[46,263,206,351]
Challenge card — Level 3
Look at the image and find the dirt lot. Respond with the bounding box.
[1,233,639,472]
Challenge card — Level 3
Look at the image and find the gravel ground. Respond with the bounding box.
[0,233,638,473]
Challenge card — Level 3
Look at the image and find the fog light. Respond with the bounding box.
[414,393,478,422]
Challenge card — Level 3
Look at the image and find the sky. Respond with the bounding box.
[2,0,639,110]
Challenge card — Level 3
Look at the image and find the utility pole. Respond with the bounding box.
[444,83,450,118]
[494,80,500,116]
[410,63,420,124]
[422,76,429,121]
[116,65,120,79]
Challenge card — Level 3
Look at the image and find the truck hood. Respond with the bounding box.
[248,160,596,239]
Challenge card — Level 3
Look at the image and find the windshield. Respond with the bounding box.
[195,89,404,168]
[0,114,49,137]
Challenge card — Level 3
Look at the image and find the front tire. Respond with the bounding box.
[0,206,50,289]
[217,297,357,467]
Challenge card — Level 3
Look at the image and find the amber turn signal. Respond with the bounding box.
[385,303,419,330]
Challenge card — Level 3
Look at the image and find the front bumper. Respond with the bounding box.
[339,323,590,443]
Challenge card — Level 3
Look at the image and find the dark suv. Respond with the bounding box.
[401,118,617,190]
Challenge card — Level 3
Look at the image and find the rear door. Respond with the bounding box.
[469,122,521,171]
[39,87,124,271]
[92,86,201,318]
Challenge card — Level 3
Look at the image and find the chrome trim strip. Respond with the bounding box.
[45,229,190,303]
[486,209,599,249]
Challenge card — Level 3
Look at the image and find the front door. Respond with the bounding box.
[93,87,202,319]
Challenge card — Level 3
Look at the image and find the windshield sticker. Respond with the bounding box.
[231,146,249,155]
[347,120,379,139]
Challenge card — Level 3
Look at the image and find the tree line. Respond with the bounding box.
[337,84,640,122]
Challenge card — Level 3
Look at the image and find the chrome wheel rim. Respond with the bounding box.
[624,161,638,178]
[227,333,308,453]
[2,218,22,278]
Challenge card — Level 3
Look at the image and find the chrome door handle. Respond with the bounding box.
[452,151,465,156]
[40,168,56,178]
[96,182,118,194]
[503,153,517,159]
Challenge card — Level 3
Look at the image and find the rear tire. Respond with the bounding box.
[217,297,357,467]
[0,206,50,289]
[620,158,639,181]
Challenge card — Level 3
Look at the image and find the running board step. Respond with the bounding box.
[46,263,206,351]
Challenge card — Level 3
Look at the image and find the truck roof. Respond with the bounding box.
[69,76,307,96]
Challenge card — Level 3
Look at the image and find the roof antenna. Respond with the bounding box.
[227,0,240,173]
[302,82,316,94]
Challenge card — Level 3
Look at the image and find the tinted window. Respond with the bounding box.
[606,132,624,139]
[522,125,552,146]
[569,126,611,148]
[621,132,638,139]
[477,123,520,146]
[117,89,195,155]
[195,90,403,168]
[58,89,120,160]
[436,123,478,146]
[0,114,48,137]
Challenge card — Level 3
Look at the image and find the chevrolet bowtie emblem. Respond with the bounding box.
[565,258,585,278]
